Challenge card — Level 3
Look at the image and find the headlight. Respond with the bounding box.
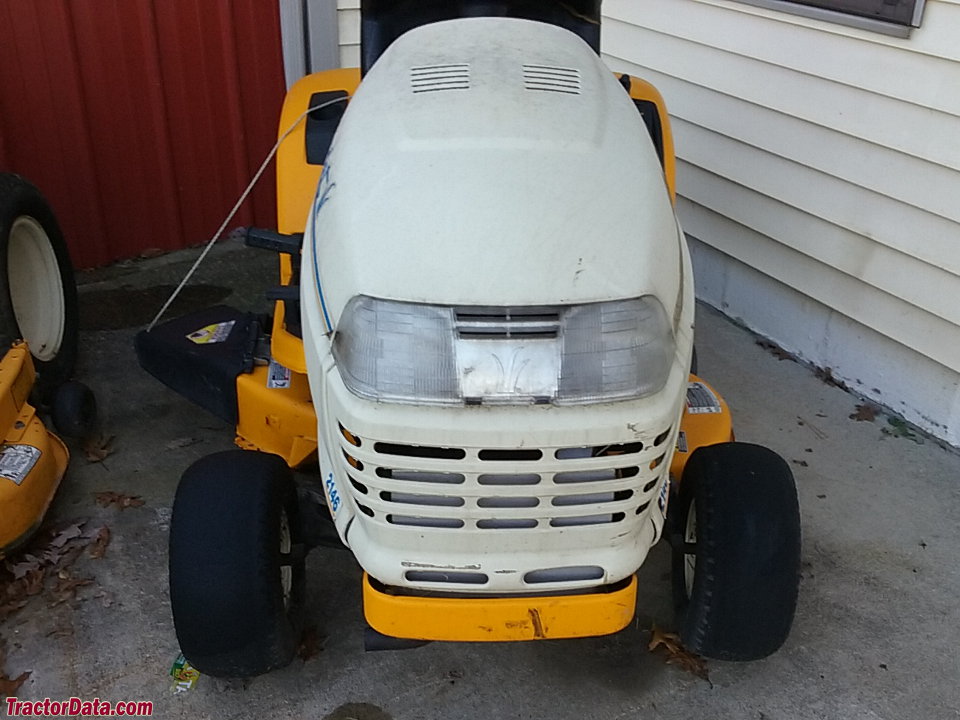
[332,296,674,405]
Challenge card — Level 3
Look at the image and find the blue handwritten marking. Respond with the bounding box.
[325,471,342,513]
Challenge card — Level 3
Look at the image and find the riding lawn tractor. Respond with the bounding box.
[137,0,801,677]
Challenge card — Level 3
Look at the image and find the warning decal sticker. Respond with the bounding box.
[0,444,41,485]
[186,320,236,345]
[267,359,292,389]
[686,382,722,414]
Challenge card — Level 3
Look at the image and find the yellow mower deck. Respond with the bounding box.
[0,343,69,557]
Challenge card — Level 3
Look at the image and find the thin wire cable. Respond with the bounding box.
[146,95,348,332]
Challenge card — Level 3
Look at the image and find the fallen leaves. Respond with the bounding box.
[648,624,710,684]
[755,339,793,361]
[881,417,924,445]
[83,434,115,463]
[814,366,849,391]
[0,521,110,623]
[849,403,879,422]
[94,491,144,510]
[89,527,111,559]
[0,668,30,698]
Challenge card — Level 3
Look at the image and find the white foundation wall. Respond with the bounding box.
[331,0,960,446]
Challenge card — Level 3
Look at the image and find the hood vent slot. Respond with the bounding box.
[410,64,470,93]
[523,64,581,95]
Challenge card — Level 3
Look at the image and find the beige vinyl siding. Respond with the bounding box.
[338,0,360,68]
[603,0,960,444]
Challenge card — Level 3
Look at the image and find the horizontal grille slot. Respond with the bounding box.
[555,442,643,459]
[388,515,464,529]
[524,566,603,584]
[552,490,633,507]
[554,466,639,484]
[374,442,465,460]
[376,468,466,484]
[411,64,470,93]
[478,473,541,486]
[479,449,542,461]
[478,518,538,530]
[550,512,625,527]
[405,570,488,584]
[478,496,539,508]
[380,491,464,507]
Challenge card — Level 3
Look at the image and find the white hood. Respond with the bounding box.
[307,16,680,324]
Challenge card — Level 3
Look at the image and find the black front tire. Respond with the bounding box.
[671,442,801,661]
[0,173,78,395]
[169,450,305,677]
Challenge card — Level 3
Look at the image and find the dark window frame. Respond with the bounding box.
[733,0,926,37]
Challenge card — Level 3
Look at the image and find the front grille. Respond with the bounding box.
[337,423,672,532]
[455,307,561,339]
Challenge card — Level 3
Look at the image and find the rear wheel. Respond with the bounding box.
[671,442,801,661]
[169,450,305,677]
[0,174,78,394]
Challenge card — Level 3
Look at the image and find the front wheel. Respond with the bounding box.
[671,442,801,661]
[169,450,305,677]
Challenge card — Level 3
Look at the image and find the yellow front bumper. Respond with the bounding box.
[363,573,637,642]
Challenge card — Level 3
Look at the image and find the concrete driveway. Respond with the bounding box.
[2,239,959,719]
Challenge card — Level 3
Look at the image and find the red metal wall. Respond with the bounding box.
[0,0,286,268]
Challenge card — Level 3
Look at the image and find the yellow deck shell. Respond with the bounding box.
[0,344,69,557]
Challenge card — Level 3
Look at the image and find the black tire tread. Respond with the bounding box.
[672,442,801,661]
[169,450,305,677]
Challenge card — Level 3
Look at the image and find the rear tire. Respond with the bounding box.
[0,174,78,395]
[671,442,800,661]
[169,450,305,677]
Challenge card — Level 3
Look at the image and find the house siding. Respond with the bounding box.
[337,0,361,68]
[601,0,960,445]
[331,0,960,445]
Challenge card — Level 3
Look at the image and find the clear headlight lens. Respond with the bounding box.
[558,297,673,404]
[332,295,674,405]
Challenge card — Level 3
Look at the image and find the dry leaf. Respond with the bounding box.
[0,670,30,697]
[50,524,85,549]
[51,576,93,606]
[83,434,115,463]
[23,569,45,596]
[849,404,879,422]
[755,339,793,361]
[298,626,321,662]
[94,491,144,510]
[88,527,111,559]
[648,624,710,683]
